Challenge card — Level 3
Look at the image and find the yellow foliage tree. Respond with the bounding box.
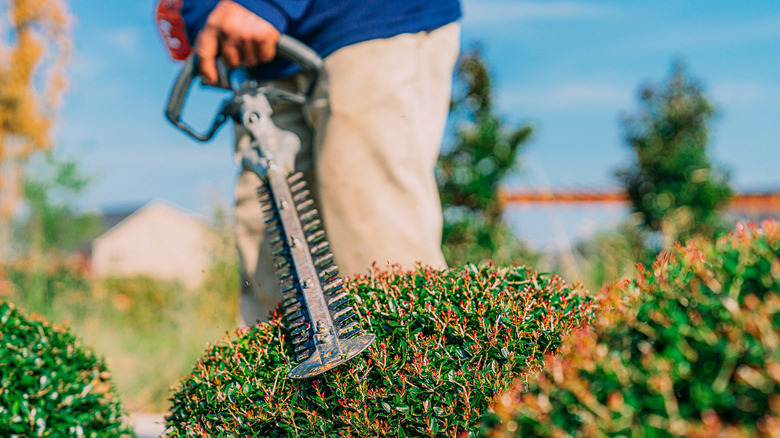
[0,0,70,251]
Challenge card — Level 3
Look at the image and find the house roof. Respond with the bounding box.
[94,199,206,245]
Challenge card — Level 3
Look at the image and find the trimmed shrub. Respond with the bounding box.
[165,264,596,437]
[484,220,780,437]
[0,301,134,437]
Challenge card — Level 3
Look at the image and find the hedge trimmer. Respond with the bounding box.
[164,35,375,379]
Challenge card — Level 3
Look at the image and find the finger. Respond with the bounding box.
[220,37,243,68]
[241,37,261,66]
[195,26,219,84]
[257,29,279,63]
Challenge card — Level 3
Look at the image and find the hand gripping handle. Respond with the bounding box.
[165,35,323,142]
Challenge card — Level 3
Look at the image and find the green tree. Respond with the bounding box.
[617,61,733,247]
[14,152,104,255]
[0,0,70,251]
[437,48,537,266]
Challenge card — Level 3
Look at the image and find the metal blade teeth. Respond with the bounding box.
[310,241,329,256]
[290,180,306,194]
[256,187,271,203]
[327,291,349,308]
[294,342,312,355]
[280,280,296,294]
[288,316,306,330]
[267,224,283,238]
[313,253,334,269]
[292,331,310,345]
[295,346,314,361]
[291,322,310,338]
[276,266,293,280]
[323,278,343,295]
[258,179,318,358]
[286,308,305,321]
[282,294,300,307]
[281,284,298,297]
[284,302,303,317]
[274,256,294,270]
[293,189,310,203]
[261,173,373,364]
[296,198,315,212]
[319,265,338,281]
[303,218,321,234]
[306,229,326,244]
[338,320,361,338]
[333,305,355,322]
[268,235,284,248]
[298,208,318,223]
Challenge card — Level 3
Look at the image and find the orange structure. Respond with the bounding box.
[500,190,780,217]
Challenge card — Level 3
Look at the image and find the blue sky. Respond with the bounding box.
[57,0,780,230]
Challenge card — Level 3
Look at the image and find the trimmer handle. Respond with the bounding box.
[165,35,323,142]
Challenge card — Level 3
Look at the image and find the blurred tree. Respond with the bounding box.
[437,48,538,266]
[617,61,733,247]
[0,0,70,254]
[15,152,104,254]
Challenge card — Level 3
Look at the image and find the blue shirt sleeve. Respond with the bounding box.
[181,0,313,42]
[233,0,312,33]
[180,0,461,79]
[181,0,217,44]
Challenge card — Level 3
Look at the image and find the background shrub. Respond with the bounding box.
[0,301,134,437]
[483,220,780,437]
[165,264,596,437]
[437,48,538,268]
[0,207,240,412]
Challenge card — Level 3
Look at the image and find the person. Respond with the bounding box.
[178,0,462,325]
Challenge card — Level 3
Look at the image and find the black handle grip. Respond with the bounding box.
[165,55,230,141]
[276,35,323,75]
[165,35,323,142]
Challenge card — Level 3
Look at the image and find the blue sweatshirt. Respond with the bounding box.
[181,0,461,78]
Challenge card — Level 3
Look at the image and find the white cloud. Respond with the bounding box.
[498,81,633,112]
[462,0,621,25]
[69,51,105,79]
[105,26,143,53]
[711,80,780,109]
[625,15,780,54]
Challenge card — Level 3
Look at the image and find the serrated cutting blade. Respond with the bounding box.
[251,168,375,379]
[239,90,375,379]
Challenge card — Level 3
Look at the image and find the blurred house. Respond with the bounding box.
[91,200,213,288]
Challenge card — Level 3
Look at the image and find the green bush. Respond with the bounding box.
[617,61,733,245]
[0,301,134,437]
[483,220,780,437]
[165,264,596,437]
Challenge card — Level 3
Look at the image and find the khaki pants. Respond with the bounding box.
[235,22,460,325]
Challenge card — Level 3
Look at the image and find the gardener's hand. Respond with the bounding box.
[195,0,280,85]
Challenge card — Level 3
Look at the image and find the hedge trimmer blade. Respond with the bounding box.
[238,90,374,379]
[255,172,375,378]
[164,35,374,380]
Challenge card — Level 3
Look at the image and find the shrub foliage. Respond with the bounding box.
[484,221,780,437]
[165,265,596,437]
[0,301,134,437]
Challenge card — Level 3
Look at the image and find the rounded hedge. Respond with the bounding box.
[484,221,780,437]
[165,264,596,437]
[0,301,134,437]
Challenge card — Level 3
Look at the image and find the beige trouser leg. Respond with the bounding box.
[235,23,460,325]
